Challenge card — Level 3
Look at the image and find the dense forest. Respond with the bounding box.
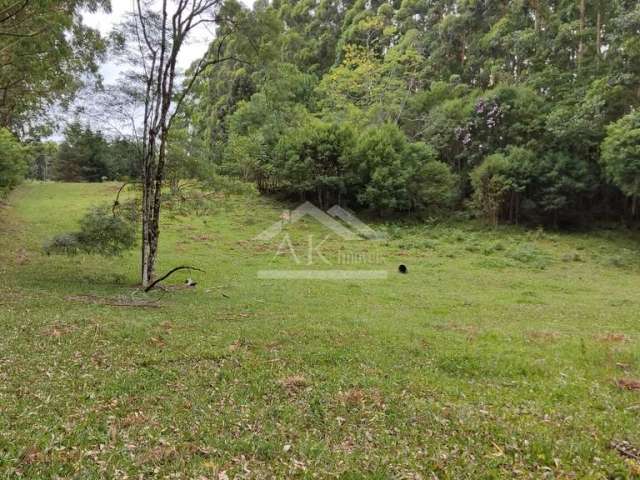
[2,0,640,226]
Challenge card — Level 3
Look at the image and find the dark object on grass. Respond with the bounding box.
[398,264,408,274]
[185,278,198,287]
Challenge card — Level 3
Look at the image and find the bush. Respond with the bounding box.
[45,207,136,256]
[528,151,594,223]
[601,110,640,215]
[274,119,355,207]
[470,146,534,225]
[349,123,456,213]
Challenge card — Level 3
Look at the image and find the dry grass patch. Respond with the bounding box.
[596,333,630,343]
[525,330,561,343]
[279,374,309,392]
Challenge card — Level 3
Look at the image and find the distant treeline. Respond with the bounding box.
[51,122,139,183]
[171,0,640,225]
[3,0,640,227]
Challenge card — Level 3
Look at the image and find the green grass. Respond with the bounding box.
[1,182,640,478]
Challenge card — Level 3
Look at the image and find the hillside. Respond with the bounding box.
[1,182,640,478]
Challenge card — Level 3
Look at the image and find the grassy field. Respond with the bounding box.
[1,182,640,479]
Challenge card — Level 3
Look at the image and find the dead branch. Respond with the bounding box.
[112,182,136,215]
[144,265,205,292]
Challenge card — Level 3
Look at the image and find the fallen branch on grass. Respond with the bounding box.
[611,440,640,461]
[144,266,205,292]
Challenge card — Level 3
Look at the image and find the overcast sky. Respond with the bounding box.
[82,1,224,84]
[64,1,254,138]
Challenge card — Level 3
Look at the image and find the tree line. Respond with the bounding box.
[176,0,640,225]
[2,0,640,228]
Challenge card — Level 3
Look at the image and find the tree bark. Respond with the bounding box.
[596,8,602,60]
[577,0,586,69]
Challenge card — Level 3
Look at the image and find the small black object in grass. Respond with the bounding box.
[398,264,408,274]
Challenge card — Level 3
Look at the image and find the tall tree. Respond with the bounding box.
[126,0,242,287]
[0,0,109,131]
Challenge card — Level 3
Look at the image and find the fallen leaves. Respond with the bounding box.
[15,248,29,265]
[18,446,47,466]
[339,388,365,407]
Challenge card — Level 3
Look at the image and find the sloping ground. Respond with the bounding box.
[1,182,640,478]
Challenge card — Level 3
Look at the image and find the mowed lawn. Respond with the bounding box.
[1,182,640,479]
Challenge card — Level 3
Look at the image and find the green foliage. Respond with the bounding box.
[0,129,28,195]
[471,147,534,224]
[44,207,136,256]
[54,123,139,182]
[530,151,595,220]
[601,111,640,213]
[274,119,355,207]
[472,147,595,225]
[23,0,631,225]
[55,122,110,182]
[179,0,640,224]
[350,124,455,212]
[0,1,109,131]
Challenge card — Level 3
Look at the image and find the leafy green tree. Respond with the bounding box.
[106,138,140,180]
[601,111,640,216]
[530,151,595,225]
[55,122,109,182]
[0,0,109,131]
[274,119,355,208]
[349,123,454,213]
[471,147,535,225]
[224,64,316,190]
[0,128,28,195]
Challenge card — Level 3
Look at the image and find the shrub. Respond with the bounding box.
[528,151,594,223]
[601,110,640,216]
[349,123,456,213]
[274,119,355,208]
[45,207,136,256]
[470,146,534,225]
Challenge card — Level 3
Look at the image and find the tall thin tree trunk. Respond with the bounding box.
[596,8,602,60]
[532,0,540,32]
[578,0,586,69]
